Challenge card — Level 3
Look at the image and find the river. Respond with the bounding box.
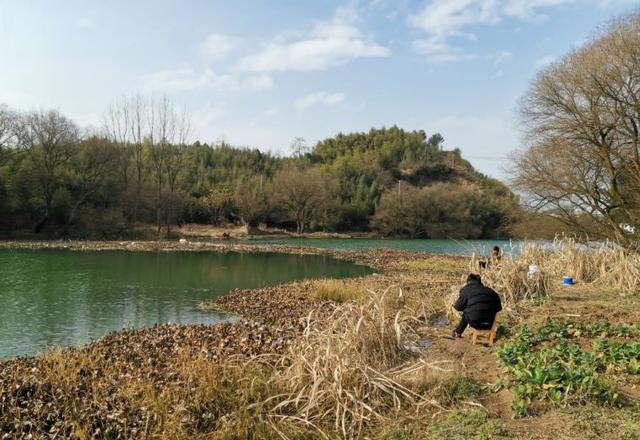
[0,248,371,359]
[243,238,523,255]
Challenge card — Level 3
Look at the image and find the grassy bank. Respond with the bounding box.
[1,240,639,439]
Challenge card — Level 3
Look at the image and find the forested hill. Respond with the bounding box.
[307,127,518,237]
[313,127,494,190]
[0,108,518,238]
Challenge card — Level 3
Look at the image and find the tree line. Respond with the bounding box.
[0,98,519,239]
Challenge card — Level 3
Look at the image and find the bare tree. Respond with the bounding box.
[163,105,191,236]
[65,137,119,228]
[0,105,19,164]
[103,95,150,223]
[371,183,481,238]
[104,97,131,185]
[129,95,148,223]
[144,96,193,236]
[16,110,80,231]
[270,167,338,233]
[511,13,640,247]
[233,175,268,232]
[147,96,168,235]
[290,137,309,157]
[105,95,192,236]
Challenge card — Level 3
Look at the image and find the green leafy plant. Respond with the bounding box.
[497,320,640,416]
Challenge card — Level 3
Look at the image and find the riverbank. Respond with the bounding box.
[0,239,442,268]
[1,240,639,439]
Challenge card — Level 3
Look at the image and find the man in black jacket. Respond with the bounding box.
[452,273,502,338]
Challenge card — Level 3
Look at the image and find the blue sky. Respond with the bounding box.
[0,0,638,178]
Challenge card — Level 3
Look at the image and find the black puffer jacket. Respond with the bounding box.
[453,280,502,323]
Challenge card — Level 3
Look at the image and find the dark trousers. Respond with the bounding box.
[454,314,494,335]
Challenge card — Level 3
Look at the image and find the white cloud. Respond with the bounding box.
[412,36,475,63]
[242,74,274,90]
[408,0,573,63]
[493,50,512,64]
[501,0,572,21]
[237,6,391,72]
[294,91,345,110]
[141,67,273,93]
[192,103,226,132]
[189,103,234,144]
[142,68,215,91]
[366,0,411,20]
[410,0,498,38]
[534,54,556,69]
[598,0,639,5]
[200,33,235,59]
[73,112,101,127]
[75,17,95,30]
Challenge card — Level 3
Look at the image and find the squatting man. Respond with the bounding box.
[452,273,502,338]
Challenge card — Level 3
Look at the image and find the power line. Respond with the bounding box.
[464,155,505,161]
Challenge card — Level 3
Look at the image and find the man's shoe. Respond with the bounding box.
[452,331,462,338]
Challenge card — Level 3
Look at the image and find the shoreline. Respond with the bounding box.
[0,238,469,270]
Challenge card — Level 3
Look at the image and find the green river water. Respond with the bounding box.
[0,249,372,359]
[244,238,523,255]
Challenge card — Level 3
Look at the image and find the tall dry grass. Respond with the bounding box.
[311,279,366,303]
[450,238,640,314]
[268,286,438,439]
[468,243,552,309]
[548,238,640,293]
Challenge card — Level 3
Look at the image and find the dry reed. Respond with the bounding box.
[469,242,552,308]
[311,279,366,303]
[448,238,640,315]
[267,286,438,439]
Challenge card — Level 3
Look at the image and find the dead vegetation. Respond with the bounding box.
[447,238,640,318]
[311,279,366,303]
[270,287,429,438]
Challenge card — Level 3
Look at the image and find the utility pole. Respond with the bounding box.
[397,180,401,197]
